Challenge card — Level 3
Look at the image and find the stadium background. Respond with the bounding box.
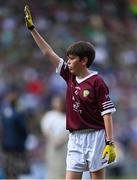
[0,0,137,179]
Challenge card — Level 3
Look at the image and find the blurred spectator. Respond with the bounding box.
[0,89,30,179]
[129,0,137,18]
[40,95,69,179]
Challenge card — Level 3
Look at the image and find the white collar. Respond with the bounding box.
[76,71,98,83]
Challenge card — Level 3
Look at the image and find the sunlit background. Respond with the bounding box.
[0,0,137,179]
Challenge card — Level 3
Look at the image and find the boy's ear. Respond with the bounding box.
[81,57,88,66]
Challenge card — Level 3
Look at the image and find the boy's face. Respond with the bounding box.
[67,54,87,75]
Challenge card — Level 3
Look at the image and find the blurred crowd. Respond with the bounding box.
[0,0,137,179]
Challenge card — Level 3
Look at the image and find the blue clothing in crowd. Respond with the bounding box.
[0,105,28,151]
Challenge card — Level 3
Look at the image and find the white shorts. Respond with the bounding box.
[66,129,110,172]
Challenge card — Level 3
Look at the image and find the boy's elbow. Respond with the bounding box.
[41,48,60,67]
[42,49,52,58]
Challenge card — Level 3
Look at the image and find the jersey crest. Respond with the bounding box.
[83,89,90,97]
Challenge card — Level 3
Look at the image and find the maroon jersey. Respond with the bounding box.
[57,59,116,131]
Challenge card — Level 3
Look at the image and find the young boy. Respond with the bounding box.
[24,5,116,179]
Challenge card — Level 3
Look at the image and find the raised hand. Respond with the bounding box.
[24,5,35,30]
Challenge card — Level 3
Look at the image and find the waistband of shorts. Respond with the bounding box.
[70,129,95,133]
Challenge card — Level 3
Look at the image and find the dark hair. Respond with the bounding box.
[66,41,95,67]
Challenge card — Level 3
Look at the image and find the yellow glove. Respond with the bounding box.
[24,5,35,30]
[102,141,116,164]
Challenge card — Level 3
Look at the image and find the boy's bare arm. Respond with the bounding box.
[103,113,114,141]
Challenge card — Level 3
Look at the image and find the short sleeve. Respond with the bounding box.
[95,77,116,116]
[56,58,71,83]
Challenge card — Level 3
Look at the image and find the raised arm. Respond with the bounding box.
[24,5,60,68]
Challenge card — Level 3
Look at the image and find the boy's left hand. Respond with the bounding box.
[102,143,116,164]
